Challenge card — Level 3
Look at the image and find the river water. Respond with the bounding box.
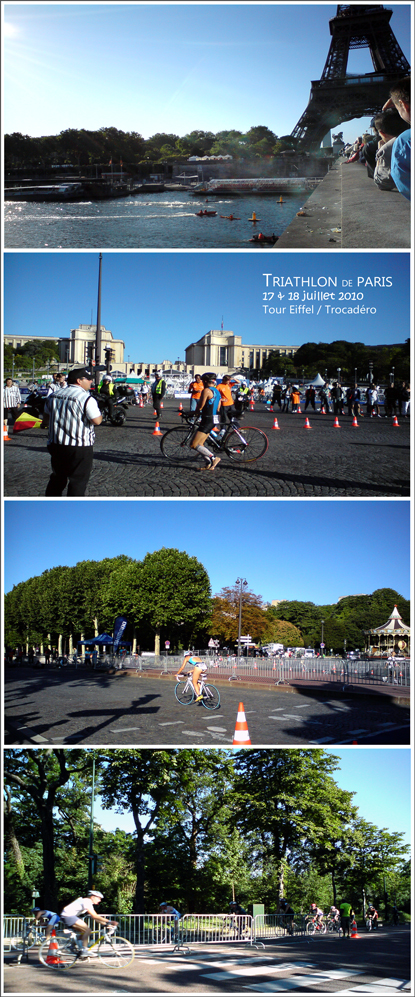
[4,189,311,249]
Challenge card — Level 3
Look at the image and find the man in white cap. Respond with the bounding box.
[60,891,117,958]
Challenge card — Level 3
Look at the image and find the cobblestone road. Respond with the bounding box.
[4,400,410,497]
[5,668,410,746]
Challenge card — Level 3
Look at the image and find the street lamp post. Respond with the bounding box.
[354,367,357,386]
[337,367,341,384]
[369,362,373,384]
[236,578,247,670]
[87,755,96,890]
[321,619,325,657]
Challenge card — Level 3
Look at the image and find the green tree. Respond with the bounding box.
[3,750,95,908]
[233,750,356,898]
[103,548,211,651]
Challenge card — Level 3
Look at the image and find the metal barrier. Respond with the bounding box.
[253,914,306,940]
[3,916,26,952]
[3,912,315,952]
[135,654,410,689]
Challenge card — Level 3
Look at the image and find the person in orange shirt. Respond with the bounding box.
[290,387,301,412]
[176,653,207,702]
[217,375,236,432]
[188,375,203,412]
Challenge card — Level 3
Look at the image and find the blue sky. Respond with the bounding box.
[4,252,410,360]
[91,748,411,847]
[4,499,410,602]
[3,3,410,145]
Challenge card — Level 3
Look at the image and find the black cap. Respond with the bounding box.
[67,367,94,384]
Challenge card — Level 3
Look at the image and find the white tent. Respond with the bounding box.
[308,373,326,386]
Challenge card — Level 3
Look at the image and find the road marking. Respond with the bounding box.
[158,721,185,726]
[347,729,369,735]
[206,726,227,732]
[309,737,336,743]
[109,727,141,733]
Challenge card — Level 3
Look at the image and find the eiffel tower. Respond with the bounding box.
[291,4,410,150]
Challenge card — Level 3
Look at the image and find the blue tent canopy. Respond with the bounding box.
[77,634,132,647]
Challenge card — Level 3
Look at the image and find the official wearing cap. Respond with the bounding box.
[43,367,102,496]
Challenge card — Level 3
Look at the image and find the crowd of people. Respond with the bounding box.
[343,76,411,200]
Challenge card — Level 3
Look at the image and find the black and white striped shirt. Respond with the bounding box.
[45,385,101,446]
[4,384,22,408]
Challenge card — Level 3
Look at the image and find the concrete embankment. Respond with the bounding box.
[276,159,411,249]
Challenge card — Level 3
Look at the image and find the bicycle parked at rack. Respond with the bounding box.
[160,411,269,465]
[38,925,134,970]
[175,673,220,710]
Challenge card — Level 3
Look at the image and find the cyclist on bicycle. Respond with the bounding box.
[189,373,222,471]
[367,904,378,929]
[329,905,340,924]
[176,653,207,703]
[31,906,60,939]
[60,890,118,958]
[159,902,181,939]
[278,898,294,934]
[309,903,324,927]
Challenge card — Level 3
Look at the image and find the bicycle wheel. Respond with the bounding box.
[319,922,327,934]
[174,682,195,705]
[306,921,315,935]
[96,935,134,968]
[160,427,199,462]
[224,426,268,463]
[38,938,78,969]
[201,684,220,710]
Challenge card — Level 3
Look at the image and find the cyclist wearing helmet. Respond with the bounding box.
[31,906,60,939]
[60,891,118,958]
[367,904,378,929]
[309,903,324,926]
[189,373,222,471]
[159,902,181,921]
[176,653,207,703]
[329,905,340,923]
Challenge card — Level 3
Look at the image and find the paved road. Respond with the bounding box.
[4,400,410,497]
[4,928,411,993]
[5,668,410,746]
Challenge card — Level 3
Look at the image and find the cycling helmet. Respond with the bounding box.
[88,890,104,899]
[311,903,317,909]
[32,907,41,913]
[160,902,168,907]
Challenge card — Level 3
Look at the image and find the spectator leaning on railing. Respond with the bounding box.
[382,76,411,200]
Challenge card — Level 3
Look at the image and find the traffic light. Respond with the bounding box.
[104,347,115,372]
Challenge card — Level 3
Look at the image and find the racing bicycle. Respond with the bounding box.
[175,673,220,710]
[160,412,268,465]
[38,925,134,970]
[11,920,55,951]
[305,917,327,935]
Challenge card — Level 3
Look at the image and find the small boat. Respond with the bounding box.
[195,209,217,217]
[220,214,240,220]
[249,232,278,245]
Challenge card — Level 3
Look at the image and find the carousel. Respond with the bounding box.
[364,605,410,657]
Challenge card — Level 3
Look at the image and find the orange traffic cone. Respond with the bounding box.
[392,415,399,427]
[350,921,360,939]
[45,929,64,965]
[233,703,251,746]
[352,416,359,427]
[269,405,273,412]
[3,423,11,441]
[303,417,312,429]
[139,397,143,407]
[152,421,162,436]
[333,416,341,428]
[272,416,280,430]
[178,402,183,412]
[297,406,302,414]
[320,407,326,414]
[249,400,254,411]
